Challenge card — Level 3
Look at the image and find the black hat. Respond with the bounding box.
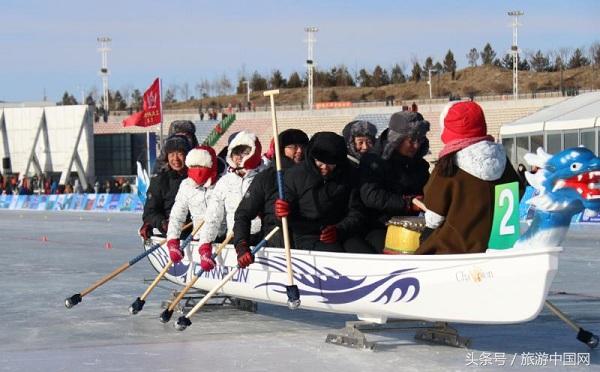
[163,134,192,155]
[308,132,347,165]
[280,129,309,148]
[382,111,430,160]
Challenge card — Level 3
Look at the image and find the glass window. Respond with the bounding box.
[581,130,596,154]
[516,136,529,168]
[502,137,515,167]
[564,131,578,149]
[546,133,561,154]
[530,134,543,153]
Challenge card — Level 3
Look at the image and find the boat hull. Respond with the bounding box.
[145,240,560,324]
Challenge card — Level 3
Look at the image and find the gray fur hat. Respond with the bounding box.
[342,120,378,159]
[168,120,196,136]
[382,111,430,160]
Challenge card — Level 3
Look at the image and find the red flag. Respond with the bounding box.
[122,78,162,127]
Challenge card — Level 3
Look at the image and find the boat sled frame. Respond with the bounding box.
[325,319,471,350]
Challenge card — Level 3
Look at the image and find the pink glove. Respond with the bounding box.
[319,225,337,244]
[199,243,216,272]
[275,199,290,218]
[167,239,184,263]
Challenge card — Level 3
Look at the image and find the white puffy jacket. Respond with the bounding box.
[167,178,217,240]
[198,169,262,244]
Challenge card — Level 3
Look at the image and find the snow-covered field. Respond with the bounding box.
[0,211,598,371]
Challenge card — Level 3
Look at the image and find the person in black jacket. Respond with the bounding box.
[358,111,431,253]
[275,132,372,253]
[233,129,309,252]
[153,120,199,174]
[139,134,192,240]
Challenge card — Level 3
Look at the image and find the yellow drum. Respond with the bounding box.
[384,216,425,255]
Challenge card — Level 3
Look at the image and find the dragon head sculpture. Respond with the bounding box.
[514,147,600,249]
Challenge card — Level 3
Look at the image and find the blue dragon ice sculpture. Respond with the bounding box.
[514,147,600,249]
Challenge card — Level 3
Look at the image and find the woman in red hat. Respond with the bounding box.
[416,101,520,255]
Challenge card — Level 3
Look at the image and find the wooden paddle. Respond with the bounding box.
[64,221,193,309]
[264,89,300,310]
[129,221,205,314]
[159,232,234,323]
[174,227,280,331]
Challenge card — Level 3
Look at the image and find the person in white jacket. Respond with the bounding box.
[166,145,219,272]
[197,131,264,268]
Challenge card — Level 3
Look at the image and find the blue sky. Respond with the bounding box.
[1,0,598,102]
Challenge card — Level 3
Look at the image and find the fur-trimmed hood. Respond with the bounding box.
[226,130,262,170]
[456,141,506,181]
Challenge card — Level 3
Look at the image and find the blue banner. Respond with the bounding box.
[0,193,143,213]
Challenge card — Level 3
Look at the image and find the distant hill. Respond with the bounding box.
[166,65,599,110]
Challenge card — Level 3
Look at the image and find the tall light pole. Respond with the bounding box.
[508,11,523,100]
[97,36,111,111]
[244,80,251,103]
[427,68,438,100]
[304,27,318,110]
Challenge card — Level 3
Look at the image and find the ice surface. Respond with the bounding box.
[0,211,598,371]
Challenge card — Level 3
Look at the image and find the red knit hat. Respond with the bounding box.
[438,101,494,158]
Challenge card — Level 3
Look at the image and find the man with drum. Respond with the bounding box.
[358,111,431,253]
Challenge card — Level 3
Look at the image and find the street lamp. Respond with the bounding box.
[244,80,251,103]
[427,68,438,100]
[508,10,524,100]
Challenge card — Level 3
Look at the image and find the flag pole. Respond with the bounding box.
[159,78,164,148]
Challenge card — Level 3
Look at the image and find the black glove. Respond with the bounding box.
[419,227,435,245]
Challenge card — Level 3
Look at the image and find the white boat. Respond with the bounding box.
[145,242,560,325]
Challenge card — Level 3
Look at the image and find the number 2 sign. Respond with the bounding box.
[488,182,520,250]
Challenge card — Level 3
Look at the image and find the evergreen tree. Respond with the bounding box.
[85,94,95,106]
[372,65,385,87]
[236,78,247,94]
[357,68,372,87]
[287,72,303,88]
[434,62,443,72]
[443,49,457,79]
[113,90,127,110]
[529,50,550,72]
[269,70,287,88]
[410,62,422,82]
[568,48,590,68]
[131,89,142,110]
[467,48,478,67]
[250,71,268,91]
[423,57,434,72]
[390,64,406,84]
[480,43,497,65]
[334,65,355,86]
[61,91,78,105]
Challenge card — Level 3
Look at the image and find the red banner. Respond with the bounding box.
[122,78,162,127]
[314,101,352,110]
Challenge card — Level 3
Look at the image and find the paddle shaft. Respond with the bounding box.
[265,89,294,287]
[79,222,193,298]
[183,227,279,319]
[139,221,204,301]
[166,232,233,311]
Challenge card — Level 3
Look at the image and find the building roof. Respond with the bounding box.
[500,92,600,135]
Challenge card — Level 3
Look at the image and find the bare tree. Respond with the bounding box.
[180,82,190,101]
[590,42,600,66]
[467,48,478,67]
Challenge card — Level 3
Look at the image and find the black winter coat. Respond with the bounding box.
[142,169,188,234]
[233,156,295,247]
[359,152,430,229]
[284,158,365,241]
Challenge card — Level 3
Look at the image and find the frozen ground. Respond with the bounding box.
[0,210,598,372]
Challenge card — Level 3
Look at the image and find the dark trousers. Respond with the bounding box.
[364,229,386,254]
